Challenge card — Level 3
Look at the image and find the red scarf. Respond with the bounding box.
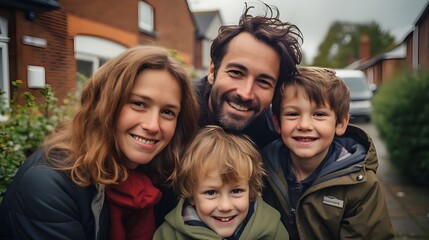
[106,170,162,240]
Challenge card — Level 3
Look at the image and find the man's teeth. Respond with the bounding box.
[229,102,249,111]
[133,135,155,144]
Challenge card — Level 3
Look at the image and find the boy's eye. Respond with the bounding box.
[231,189,242,194]
[285,112,299,117]
[205,190,216,196]
[314,112,327,117]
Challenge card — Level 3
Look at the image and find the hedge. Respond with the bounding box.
[372,71,429,186]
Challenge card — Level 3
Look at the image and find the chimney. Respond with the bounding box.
[359,35,370,62]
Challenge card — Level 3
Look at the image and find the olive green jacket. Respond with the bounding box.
[153,196,289,240]
[262,125,394,240]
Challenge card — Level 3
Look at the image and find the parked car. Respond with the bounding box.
[335,69,374,122]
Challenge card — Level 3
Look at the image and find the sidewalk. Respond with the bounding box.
[362,122,429,239]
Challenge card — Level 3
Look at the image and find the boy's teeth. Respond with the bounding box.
[218,217,231,222]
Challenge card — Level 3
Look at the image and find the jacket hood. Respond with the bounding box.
[162,197,287,239]
[164,198,221,239]
[339,124,378,172]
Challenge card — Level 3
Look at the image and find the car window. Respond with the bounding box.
[342,77,368,91]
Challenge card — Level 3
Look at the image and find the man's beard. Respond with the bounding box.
[210,92,261,132]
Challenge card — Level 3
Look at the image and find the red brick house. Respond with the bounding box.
[0,0,196,104]
[356,44,407,87]
[404,1,429,72]
[354,1,429,87]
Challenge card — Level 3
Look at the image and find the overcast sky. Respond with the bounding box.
[187,0,428,62]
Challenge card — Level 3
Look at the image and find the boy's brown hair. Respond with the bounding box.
[272,66,350,125]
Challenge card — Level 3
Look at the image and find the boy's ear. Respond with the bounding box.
[272,115,281,134]
[208,62,215,85]
[335,114,350,136]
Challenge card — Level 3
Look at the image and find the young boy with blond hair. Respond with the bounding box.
[154,125,289,239]
[262,67,394,239]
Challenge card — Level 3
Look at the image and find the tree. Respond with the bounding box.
[312,21,396,68]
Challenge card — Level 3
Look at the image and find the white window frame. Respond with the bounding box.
[0,17,10,118]
[74,35,127,90]
[138,1,154,33]
[75,52,100,76]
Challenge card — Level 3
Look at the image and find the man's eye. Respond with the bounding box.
[257,79,274,89]
[227,70,243,77]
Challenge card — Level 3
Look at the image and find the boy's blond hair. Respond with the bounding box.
[175,125,265,200]
[272,66,350,125]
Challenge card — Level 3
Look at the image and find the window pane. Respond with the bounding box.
[77,59,93,79]
[139,1,154,32]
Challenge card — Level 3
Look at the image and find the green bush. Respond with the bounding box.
[0,80,76,200]
[372,71,429,186]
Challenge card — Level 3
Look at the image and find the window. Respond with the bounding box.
[0,17,10,114]
[74,35,126,90]
[138,1,154,33]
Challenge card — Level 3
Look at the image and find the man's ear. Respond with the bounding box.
[208,62,215,85]
[335,114,350,136]
[272,115,281,134]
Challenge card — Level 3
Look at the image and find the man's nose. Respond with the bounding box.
[236,78,255,101]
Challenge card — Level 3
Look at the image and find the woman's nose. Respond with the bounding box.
[141,110,160,133]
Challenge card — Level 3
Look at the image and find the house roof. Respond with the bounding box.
[357,44,406,70]
[193,10,222,39]
[0,0,59,11]
[400,1,429,43]
[414,0,429,26]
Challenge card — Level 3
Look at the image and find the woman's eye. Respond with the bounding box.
[132,101,147,109]
[161,109,178,120]
[162,109,174,116]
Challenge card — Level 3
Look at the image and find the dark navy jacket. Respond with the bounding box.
[0,149,109,240]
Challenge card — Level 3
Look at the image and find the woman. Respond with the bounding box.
[0,45,199,240]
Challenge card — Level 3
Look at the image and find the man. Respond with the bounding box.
[156,2,303,226]
[194,3,303,149]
